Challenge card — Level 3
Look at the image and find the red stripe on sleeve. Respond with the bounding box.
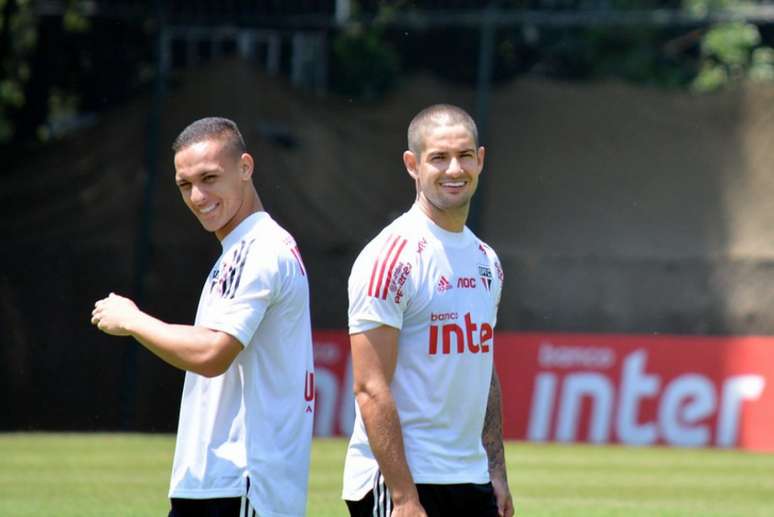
[380,238,407,299]
[373,235,401,299]
[291,246,306,276]
[368,234,396,297]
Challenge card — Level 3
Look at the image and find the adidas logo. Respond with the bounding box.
[436,275,452,293]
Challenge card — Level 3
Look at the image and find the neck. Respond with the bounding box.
[216,189,264,241]
[252,191,264,213]
[416,196,468,233]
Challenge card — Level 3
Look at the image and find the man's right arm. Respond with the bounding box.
[91,292,242,377]
[350,325,427,517]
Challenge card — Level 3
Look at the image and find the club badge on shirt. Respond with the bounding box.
[478,264,493,291]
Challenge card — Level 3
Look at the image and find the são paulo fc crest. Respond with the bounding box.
[478,264,493,291]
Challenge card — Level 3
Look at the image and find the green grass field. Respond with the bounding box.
[1,433,773,516]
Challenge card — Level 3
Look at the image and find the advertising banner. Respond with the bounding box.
[313,330,774,451]
[497,332,773,451]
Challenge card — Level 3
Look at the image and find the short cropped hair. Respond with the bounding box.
[407,104,479,156]
[172,117,246,158]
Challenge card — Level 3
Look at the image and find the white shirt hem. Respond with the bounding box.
[247,503,305,517]
[412,474,491,485]
[168,488,244,499]
[342,473,490,501]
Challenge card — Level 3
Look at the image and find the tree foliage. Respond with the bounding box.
[0,0,36,143]
[0,0,152,159]
[2,1,773,154]
[692,21,774,91]
[330,1,402,100]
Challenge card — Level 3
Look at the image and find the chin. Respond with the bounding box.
[198,220,221,233]
[440,199,471,210]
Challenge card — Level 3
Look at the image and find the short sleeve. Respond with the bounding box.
[199,238,276,347]
[348,233,415,334]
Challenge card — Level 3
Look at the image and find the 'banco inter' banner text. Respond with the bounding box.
[313,331,774,451]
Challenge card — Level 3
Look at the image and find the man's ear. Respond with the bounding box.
[239,153,254,180]
[477,146,486,172]
[403,150,418,180]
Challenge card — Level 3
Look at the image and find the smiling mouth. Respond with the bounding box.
[442,181,466,188]
[199,203,218,215]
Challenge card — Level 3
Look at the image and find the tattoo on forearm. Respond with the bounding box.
[482,370,507,480]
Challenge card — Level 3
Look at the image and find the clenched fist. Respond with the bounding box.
[91,292,140,336]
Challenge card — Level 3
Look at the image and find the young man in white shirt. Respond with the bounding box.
[342,104,515,517]
[91,117,314,517]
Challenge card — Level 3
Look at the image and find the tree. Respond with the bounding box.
[0,0,36,143]
[0,1,153,161]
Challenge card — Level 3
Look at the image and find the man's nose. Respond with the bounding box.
[190,184,206,204]
[447,157,463,175]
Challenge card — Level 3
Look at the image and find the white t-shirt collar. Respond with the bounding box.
[409,203,473,248]
[220,211,269,250]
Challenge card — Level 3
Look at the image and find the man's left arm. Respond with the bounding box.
[483,368,515,517]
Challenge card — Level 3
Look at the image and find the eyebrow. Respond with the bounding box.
[176,168,220,182]
[427,148,476,156]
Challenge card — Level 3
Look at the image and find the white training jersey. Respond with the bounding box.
[342,204,504,500]
[169,211,315,517]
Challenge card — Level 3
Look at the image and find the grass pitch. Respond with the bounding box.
[0,434,772,516]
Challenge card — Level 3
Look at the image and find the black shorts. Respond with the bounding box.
[169,479,258,517]
[345,473,499,517]
[168,497,246,517]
